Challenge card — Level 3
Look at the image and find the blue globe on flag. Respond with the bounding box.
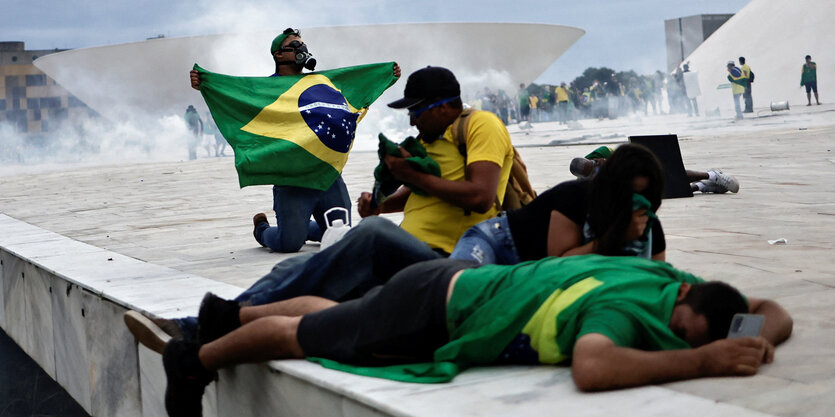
[299,84,359,153]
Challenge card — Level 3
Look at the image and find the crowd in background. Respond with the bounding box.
[469,66,701,126]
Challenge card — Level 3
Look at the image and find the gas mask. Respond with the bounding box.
[276,39,317,71]
[285,40,317,71]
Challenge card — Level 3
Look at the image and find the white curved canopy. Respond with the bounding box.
[35,23,584,122]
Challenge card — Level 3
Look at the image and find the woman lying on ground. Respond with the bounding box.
[449,143,666,265]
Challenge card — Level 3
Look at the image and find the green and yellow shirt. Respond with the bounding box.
[310,255,704,383]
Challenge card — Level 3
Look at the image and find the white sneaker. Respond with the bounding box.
[699,180,728,194]
[570,157,596,178]
[708,169,739,193]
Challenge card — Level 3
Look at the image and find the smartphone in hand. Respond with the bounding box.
[727,313,765,339]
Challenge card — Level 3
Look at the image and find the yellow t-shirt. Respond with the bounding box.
[741,64,751,79]
[529,95,539,109]
[555,86,570,102]
[400,111,514,253]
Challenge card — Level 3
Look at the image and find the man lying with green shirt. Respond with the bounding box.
[162,255,793,416]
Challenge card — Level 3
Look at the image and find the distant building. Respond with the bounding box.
[0,41,95,133]
[665,14,733,73]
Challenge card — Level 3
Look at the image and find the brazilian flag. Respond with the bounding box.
[196,62,398,190]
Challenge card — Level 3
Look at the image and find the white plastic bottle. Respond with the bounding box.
[319,207,350,250]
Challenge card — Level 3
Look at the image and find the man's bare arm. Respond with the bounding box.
[748,297,793,346]
[357,187,412,217]
[386,157,501,213]
[571,333,772,391]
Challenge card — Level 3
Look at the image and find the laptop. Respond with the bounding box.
[628,134,693,199]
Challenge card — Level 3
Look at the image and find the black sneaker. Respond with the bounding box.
[163,339,216,417]
[253,213,268,247]
[198,293,242,345]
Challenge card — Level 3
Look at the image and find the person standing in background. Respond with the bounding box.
[726,61,746,120]
[518,83,530,123]
[555,82,570,124]
[801,55,820,106]
[184,105,202,160]
[529,93,539,122]
[739,57,754,113]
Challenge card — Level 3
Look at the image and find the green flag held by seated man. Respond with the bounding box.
[196,62,398,190]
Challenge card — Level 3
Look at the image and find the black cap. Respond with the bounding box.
[388,66,460,109]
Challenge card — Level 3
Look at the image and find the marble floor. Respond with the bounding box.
[1,105,834,416]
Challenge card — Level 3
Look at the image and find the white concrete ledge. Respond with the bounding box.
[0,213,239,416]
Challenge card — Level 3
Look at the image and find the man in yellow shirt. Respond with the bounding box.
[359,66,514,255]
[555,82,571,124]
[739,57,753,113]
[529,94,540,122]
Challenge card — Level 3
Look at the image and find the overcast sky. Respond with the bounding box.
[3,0,751,83]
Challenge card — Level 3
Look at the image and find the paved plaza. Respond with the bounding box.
[1,104,834,416]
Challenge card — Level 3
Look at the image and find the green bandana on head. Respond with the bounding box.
[270,28,300,55]
[632,193,657,220]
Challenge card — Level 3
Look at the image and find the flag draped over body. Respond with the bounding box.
[196,62,398,190]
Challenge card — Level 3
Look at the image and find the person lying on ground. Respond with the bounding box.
[450,143,666,265]
[160,256,793,416]
[570,145,740,194]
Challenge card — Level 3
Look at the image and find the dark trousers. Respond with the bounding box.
[174,216,442,339]
[743,86,753,113]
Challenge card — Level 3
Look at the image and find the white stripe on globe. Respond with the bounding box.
[298,102,352,112]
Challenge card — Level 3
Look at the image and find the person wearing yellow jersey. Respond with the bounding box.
[739,57,754,113]
[555,81,571,124]
[359,66,513,255]
[529,94,540,122]
[726,60,746,120]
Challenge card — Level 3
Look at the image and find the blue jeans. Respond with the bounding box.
[449,216,521,265]
[176,216,441,338]
[255,176,351,253]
